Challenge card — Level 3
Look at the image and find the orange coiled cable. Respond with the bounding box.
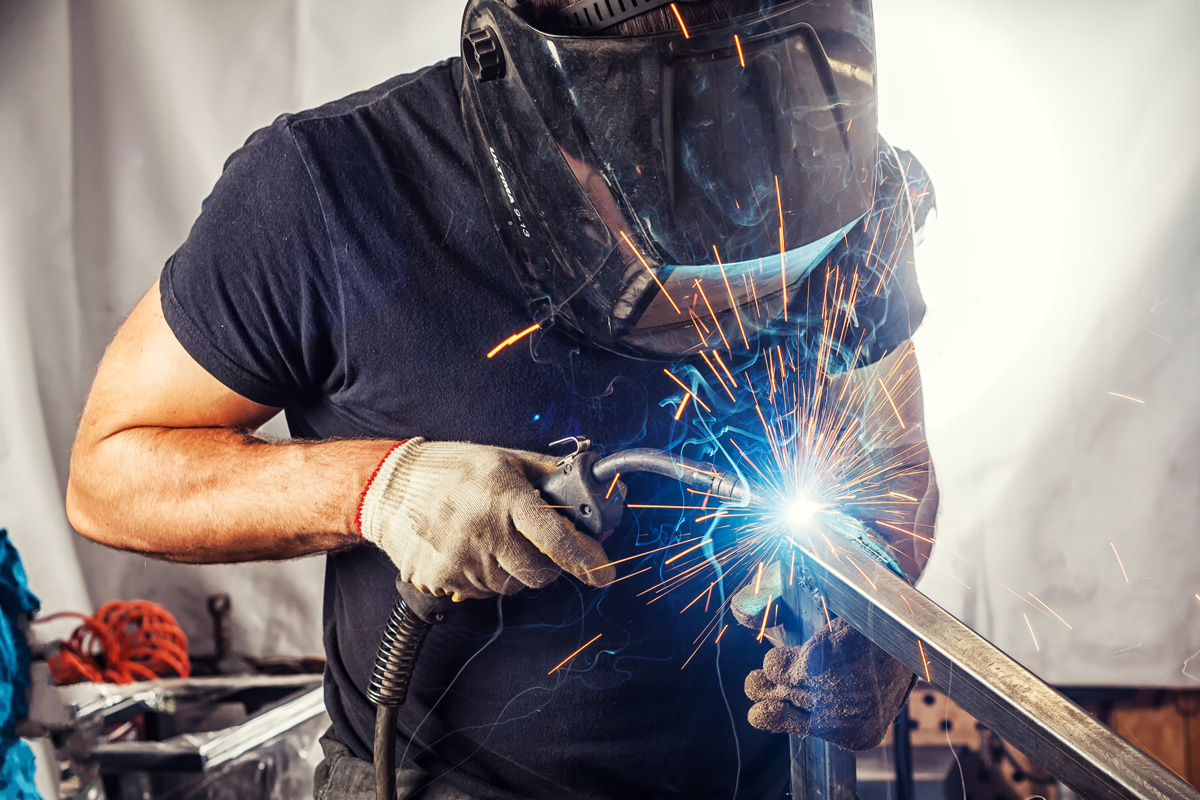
[37,600,191,685]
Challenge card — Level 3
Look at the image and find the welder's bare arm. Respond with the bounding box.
[66,282,394,563]
[829,342,938,579]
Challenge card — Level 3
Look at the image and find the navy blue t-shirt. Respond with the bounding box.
[161,59,925,799]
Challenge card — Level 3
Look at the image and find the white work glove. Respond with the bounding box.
[357,438,615,601]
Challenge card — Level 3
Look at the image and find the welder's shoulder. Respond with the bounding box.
[270,58,467,167]
[880,140,937,241]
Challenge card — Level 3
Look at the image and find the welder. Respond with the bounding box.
[65,0,938,797]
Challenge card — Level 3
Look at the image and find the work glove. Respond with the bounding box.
[732,562,916,751]
[357,438,615,601]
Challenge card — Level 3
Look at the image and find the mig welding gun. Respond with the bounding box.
[365,439,755,800]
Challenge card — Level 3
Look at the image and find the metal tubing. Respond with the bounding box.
[794,516,1200,800]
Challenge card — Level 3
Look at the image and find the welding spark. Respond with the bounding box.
[669,3,690,38]
[917,640,931,682]
[1023,613,1040,652]
[712,350,739,389]
[1107,391,1146,405]
[593,176,934,667]
[733,34,746,68]
[700,351,735,401]
[757,595,773,642]
[486,324,539,358]
[1111,542,1130,583]
[713,246,750,349]
[694,279,732,352]
[548,634,602,675]
[775,175,787,320]
[1027,591,1072,630]
[674,393,691,420]
[875,378,906,428]
[663,369,712,412]
[621,230,681,315]
[605,472,622,500]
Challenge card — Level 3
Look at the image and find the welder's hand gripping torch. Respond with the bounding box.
[368,438,754,800]
[535,437,755,536]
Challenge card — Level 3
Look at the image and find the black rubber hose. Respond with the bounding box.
[368,592,434,708]
[375,705,399,800]
[370,589,440,800]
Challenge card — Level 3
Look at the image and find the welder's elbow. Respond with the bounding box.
[65,446,122,546]
[65,467,103,544]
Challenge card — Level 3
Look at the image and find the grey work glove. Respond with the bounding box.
[732,563,915,751]
[358,438,615,601]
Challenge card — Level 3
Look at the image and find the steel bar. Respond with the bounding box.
[794,514,1200,800]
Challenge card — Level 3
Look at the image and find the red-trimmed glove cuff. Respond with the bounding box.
[355,440,408,538]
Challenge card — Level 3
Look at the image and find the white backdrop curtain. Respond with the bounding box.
[2,0,1198,688]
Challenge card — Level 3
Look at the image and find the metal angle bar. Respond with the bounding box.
[198,686,326,769]
[794,520,1200,800]
[65,674,322,724]
[90,686,326,773]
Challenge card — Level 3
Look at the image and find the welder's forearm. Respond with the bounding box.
[870,458,936,580]
[843,344,927,448]
[66,428,393,563]
[834,344,938,578]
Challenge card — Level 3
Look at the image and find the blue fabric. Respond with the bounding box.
[0,529,42,799]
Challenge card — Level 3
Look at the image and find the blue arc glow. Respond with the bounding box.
[785,496,827,532]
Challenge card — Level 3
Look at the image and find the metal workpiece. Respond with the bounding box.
[794,520,1200,800]
[59,674,322,727]
[547,443,1191,797]
[87,683,325,772]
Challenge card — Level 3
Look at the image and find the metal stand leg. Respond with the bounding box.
[892,704,915,800]
[785,573,856,799]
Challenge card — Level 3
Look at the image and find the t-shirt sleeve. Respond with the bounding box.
[792,141,932,372]
[160,119,339,408]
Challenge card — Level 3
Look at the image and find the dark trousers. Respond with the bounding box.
[313,728,472,800]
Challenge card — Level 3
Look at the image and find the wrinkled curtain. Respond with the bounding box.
[1,0,463,659]
[2,0,1198,686]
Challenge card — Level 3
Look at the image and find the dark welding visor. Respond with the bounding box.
[461,0,878,359]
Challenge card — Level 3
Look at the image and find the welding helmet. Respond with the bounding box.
[460,0,879,360]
